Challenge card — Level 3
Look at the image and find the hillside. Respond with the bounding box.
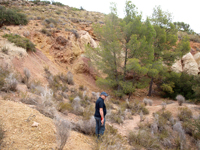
[0,0,200,150]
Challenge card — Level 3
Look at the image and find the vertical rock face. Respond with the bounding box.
[194,52,200,69]
[171,60,183,73]
[182,52,199,75]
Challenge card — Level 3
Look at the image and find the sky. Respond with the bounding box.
[57,0,200,33]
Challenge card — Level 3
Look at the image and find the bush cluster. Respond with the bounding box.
[159,72,200,102]
[3,34,36,52]
[0,6,28,27]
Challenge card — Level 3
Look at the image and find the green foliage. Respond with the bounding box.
[160,72,196,100]
[71,7,80,11]
[3,34,36,52]
[52,2,64,6]
[0,6,28,27]
[174,21,194,34]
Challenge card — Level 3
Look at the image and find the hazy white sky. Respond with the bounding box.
[57,0,200,33]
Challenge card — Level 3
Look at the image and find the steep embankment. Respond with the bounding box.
[0,99,94,150]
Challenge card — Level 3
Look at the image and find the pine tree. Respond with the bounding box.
[147,6,190,96]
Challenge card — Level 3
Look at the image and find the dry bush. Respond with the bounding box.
[161,102,167,110]
[178,107,192,121]
[106,108,125,124]
[1,46,9,54]
[72,96,84,115]
[0,121,5,148]
[54,116,71,150]
[143,98,153,106]
[173,121,186,150]
[128,130,160,149]
[66,71,74,85]
[122,100,149,115]
[3,73,18,92]
[76,116,95,135]
[36,86,56,118]
[176,94,185,106]
[23,68,31,84]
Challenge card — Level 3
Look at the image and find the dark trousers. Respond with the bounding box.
[95,117,105,138]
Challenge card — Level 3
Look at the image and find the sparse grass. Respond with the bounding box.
[3,34,36,52]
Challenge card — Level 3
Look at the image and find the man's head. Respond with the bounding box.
[100,92,108,100]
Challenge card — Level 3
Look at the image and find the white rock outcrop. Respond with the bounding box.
[182,52,199,75]
[194,52,200,69]
[171,60,183,73]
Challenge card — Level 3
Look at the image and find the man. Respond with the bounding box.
[94,92,108,138]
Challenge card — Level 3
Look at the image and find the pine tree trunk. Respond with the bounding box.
[123,48,128,81]
[147,77,154,96]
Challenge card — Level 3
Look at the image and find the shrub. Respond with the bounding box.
[161,111,172,120]
[1,46,8,54]
[160,72,196,100]
[0,6,28,27]
[3,34,36,52]
[178,107,192,121]
[176,94,185,106]
[66,71,74,85]
[82,105,94,120]
[54,116,71,150]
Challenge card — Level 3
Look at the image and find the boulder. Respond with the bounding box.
[193,52,200,69]
[171,60,183,73]
[182,52,199,75]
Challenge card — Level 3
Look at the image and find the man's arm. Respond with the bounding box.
[99,108,104,125]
